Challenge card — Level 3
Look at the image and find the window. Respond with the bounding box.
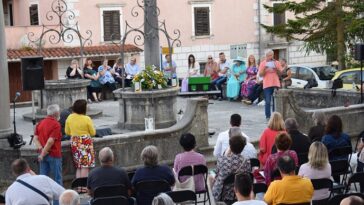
[273,3,285,26]
[339,71,362,84]
[199,62,206,75]
[194,7,210,36]
[298,67,314,81]
[289,67,298,78]
[102,10,121,41]
[29,4,39,25]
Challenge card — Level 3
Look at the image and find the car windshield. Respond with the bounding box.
[311,66,337,80]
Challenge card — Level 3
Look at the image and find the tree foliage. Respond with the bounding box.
[262,0,364,69]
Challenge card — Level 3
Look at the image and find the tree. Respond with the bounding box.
[262,0,364,70]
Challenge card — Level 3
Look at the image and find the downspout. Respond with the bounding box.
[258,0,262,60]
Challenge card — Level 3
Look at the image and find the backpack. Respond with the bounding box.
[331,78,343,97]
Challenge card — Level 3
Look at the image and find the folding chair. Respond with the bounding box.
[346,172,364,193]
[329,146,353,173]
[310,178,333,205]
[250,158,260,169]
[330,159,351,192]
[71,177,88,194]
[178,164,211,205]
[135,180,170,205]
[253,183,267,194]
[297,152,308,166]
[166,190,197,205]
[91,196,129,205]
[328,193,364,205]
[94,184,128,199]
[0,194,5,203]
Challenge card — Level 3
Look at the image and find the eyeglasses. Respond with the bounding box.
[208,57,213,59]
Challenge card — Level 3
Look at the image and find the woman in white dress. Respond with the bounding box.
[181,54,200,92]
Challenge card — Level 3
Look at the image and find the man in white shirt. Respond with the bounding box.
[233,173,267,205]
[125,57,141,87]
[212,52,230,100]
[213,114,257,159]
[6,158,65,205]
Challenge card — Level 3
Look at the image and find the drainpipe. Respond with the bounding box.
[258,0,262,60]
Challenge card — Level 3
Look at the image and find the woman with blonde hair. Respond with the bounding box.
[241,55,258,101]
[298,142,331,201]
[258,112,286,166]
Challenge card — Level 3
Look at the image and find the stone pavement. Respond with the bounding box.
[10,97,267,149]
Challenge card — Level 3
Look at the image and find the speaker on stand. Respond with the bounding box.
[354,44,364,103]
[21,56,45,145]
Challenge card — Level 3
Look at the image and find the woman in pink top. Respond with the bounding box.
[258,112,286,166]
[258,50,283,120]
[174,133,207,192]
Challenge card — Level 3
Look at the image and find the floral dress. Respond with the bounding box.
[241,66,258,98]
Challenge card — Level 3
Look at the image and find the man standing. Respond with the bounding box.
[6,158,65,205]
[212,52,230,100]
[162,54,177,85]
[33,104,63,186]
[258,50,282,120]
[264,155,313,205]
[87,147,131,197]
[125,57,141,87]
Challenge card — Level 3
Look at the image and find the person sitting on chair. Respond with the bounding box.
[233,173,267,205]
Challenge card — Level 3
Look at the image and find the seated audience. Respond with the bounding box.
[272,118,310,156]
[84,58,101,102]
[340,195,364,205]
[173,133,206,192]
[321,115,352,160]
[233,173,267,205]
[59,190,80,205]
[258,112,286,166]
[308,111,327,142]
[98,58,117,94]
[87,147,131,197]
[5,158,65,205]
[152,193,174,205]
[212,135,251,202]
[264,133,298,185]
[264,155,314,205]
[132,145,175,205]
[66,59,83,79]
[298,142,331,201]
[229,127,257,159]
[203,55,219,80]
[214,114,251,157]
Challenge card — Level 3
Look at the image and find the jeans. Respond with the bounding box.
[212,76,227,97]
[40,155,62,205]
[263,87,276,119]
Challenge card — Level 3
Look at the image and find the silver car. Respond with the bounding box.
[288,65,337,89]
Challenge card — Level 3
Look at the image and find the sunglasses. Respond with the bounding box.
[208,57,213,59]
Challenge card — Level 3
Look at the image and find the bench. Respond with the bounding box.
[178,90,220,97]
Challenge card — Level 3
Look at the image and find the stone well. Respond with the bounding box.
[23,79,102,121]
[113,87,179,130]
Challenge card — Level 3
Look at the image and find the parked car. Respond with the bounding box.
[288,65,337,89]
[332,68,363,91]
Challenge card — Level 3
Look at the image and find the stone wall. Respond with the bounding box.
[0,98,209,188]
[275,89,364,137]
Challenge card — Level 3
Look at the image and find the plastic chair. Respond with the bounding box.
[178,164,211,205]
[94,184,128,199]
[91,196,129,205]
[328,193,364,205]
[71,177,88,194]
[253,183,267,194]
[346,172,364,193]
[310,178,333,205]
[166,190,197,205]
[0,194,5,203]
[250,158,260,169]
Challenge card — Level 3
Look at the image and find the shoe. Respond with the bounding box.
[218,97,223,101]
[243,100,252,105]
[87,99,92,104]
[98,98,103,102]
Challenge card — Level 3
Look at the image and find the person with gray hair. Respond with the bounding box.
[152,193,174,205]
[59,190,80,205]
[308,111,327,142]
[87,147,131,197]
[132,145,175,205]
[227,127,257,159]
[272,118,310,158]
[33,104,63,187]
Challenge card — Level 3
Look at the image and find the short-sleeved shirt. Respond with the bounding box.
[6,173,65,205]
[87,166,131,196]
[258,60,282,89]
[125,63,141,76]
[35,116,62,158]
[264,175,314,205]
[264,150,298,185]
[65,113,96,137]
[162,60,177,79]
[258,128,286,166]
[84,68,101,88]
[218,61,230,77]
[98,65,115,84]
[131,165,175,205]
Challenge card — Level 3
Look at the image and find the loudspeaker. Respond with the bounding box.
[21,57,45,90]
[354,44,364,61]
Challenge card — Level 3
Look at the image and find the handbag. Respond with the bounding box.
[173,166,196,192]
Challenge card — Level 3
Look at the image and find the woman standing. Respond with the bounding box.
[241,55,258,100]
[181,54,200,92]
[258,112,286,166]
[203,55,219,80]
[84,58,101,103]
[280,59,292,88]
[66,59,83,79]
[65,99,96,178]
[226,57,246,100]
[298,142,332,201]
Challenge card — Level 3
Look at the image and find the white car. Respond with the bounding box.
[288,65,337,89]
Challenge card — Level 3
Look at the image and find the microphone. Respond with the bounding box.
[13,92,21,102]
